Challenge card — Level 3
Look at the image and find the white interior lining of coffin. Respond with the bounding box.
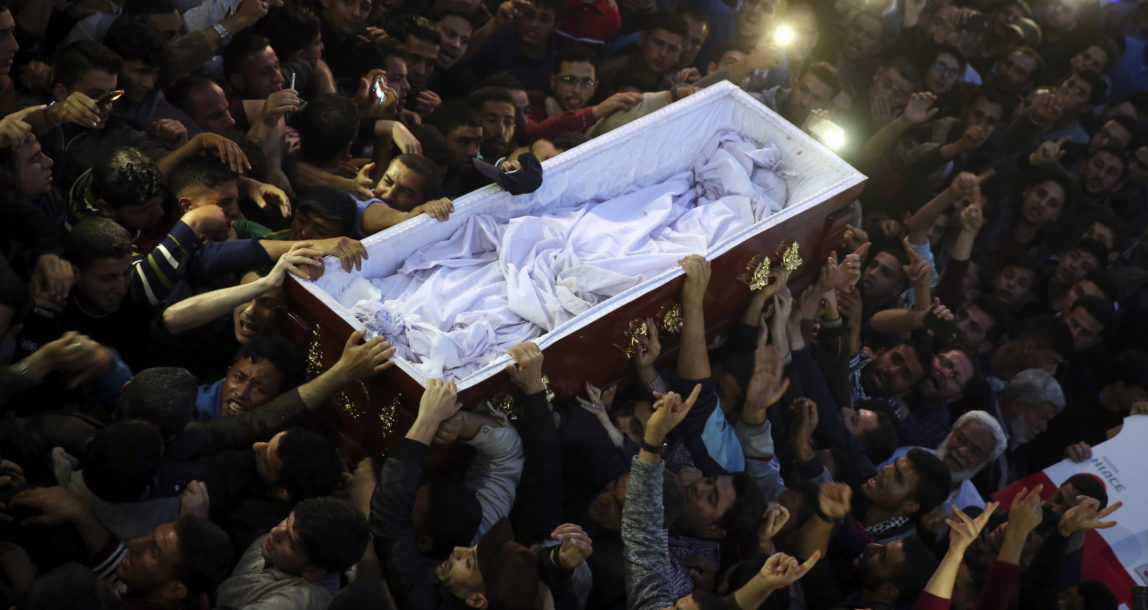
[294,81,866,390]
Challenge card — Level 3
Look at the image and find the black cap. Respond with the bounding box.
[297,185,358,232]
[472,152,543,195]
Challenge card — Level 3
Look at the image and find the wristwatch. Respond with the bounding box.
[213,23,232,46]
[640,439,666,455]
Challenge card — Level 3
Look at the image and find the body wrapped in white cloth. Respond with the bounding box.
[342,131,793,381]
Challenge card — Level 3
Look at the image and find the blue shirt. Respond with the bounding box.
[195,378,225,422]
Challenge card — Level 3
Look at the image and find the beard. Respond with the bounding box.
[936,444,980,482]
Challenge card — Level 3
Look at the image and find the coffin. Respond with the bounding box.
[281,81,867,459]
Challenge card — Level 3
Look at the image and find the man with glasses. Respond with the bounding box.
[525,48,643,139]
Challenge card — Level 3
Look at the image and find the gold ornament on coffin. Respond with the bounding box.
[541,375,556,403]
[657,303,683,334]
[306,324,324,378]
[378,393,401,435]
[614,318,650,359]
[490,392,517,421]
[779,241,803,271]
[743,254,772,291]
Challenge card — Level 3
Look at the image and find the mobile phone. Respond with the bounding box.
[373,76,388,104]
[924,312,962,347]
[806,115,846,150]
[98,89,125,105]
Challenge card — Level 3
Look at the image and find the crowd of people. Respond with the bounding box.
[0,0,1146,607]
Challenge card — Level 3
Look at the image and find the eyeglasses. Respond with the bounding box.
[557,74,596,89]
[931,61,961,78]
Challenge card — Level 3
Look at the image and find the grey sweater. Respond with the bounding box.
[622,456,675,610]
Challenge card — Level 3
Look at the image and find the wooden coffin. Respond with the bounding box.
[281,81,867,460]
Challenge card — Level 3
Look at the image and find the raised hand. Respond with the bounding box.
[843,223,870,253]
[757,502,791,552]
[743,345,790,425]
[417,378,461,426]
[335,329,396,381]
[790,397,820,447]
[958,202,985,233]
[1064,442,1092,463]
[179,480,210,520]
[1057,497,1122,537]
[0,105,44,148]
[245,179,292,218]
[1029,136,1070,166]
[46,92,101,128]
[680,255,711,305]
[353,162,377,199]
[266,242,324,284]
[192,133,251,174]
[645,384,702,445]
[946,502,998,554]
[819,482,852,520]
[1006,485,1044,539]
[312,237,368,273]
[902,237,932,287]
[902,92,939,125]
[504,342,545,395]
[153,118,189,149]
[552,523,594,569]
[633,316,662,373]
[755,551,820,590]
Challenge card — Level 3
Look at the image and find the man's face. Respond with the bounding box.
[1082,223,1115,251]
[958,305,995,351]
[1056,75,1093,118]
[383,56,410,106]
[786,73,834,123]
[444,125,482,174]
[861,251,908,303]
[1020,180,1066,225]
[144,10,183,42]
[60,70,119,129]
[436,14,473,68]
[322,0,371,36]
[679,15,709,67]
[0,9,19,75]
[1046,483,1084,515]
[301,34,324,64]
[1071,45,1109,75]
[925,53,961,94]
[221,356,287,416]
[236,46,285,99]
[1044,0,1080,30]
[587,472,630,531]
[76,256,132,314]
[13,135,53,197]
[736,0,778,41]
[709,49,747,75]
[1089,120,1133,154]
[291,208,346,240]
[870,67,912,116]
[842,407,881,439]
[992,51,1037,91]
[1059,279,1105,315]
[1055,247,1100,287]
[188,82,236,133]
[918,349,975,403]
[110,195,165,232]
[404,35,440,90]
[1006,400,1057,443]
[675,468,736,539]
[993,265,1036,306]
[861,455,920,512]
[516,4,557,48]
[120,59,160,105]
[184,180,242,229]
[844,13,885,60]
[1082,150,1124,195]
[233,272,282,343]
[117,522,182,595]
[855,539,907,585]
[1064,305,1104,351]
[863,344,927,397]
[262,512,312,574]
[961,96,1004,132]
[937,421,997,480]
[551,61,597,111]
[377,159,428,210]
[253,430,287,488]
[638,28,684,74]
[435,545,484,593]
[479,99,516,157]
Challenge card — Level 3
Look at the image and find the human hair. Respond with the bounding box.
[677,6,710,27]
[719,471,765,541]
[1011,45,1045,77]
[276,428,344,501]
[222,33,273,79]
[1012,315,1074,358]
[712,41,753,63]
[64,216,132,267]
[83,420,164,502]
[524,0,565,21]
[969,87,1020,117]
[258,4,321,60]
[482,71,526,91]
[92,146,166,209]
[427,100,482,136]
[103,20,171,68]
[430,0,484,28]
[297,94,359,166]
[1076,580,1118,610]
[168,155,238,200]
[1086,144,1128,179]
[931,42,967,73]
[889,535,939,604]
[1066,474,1108,508]
[292,498,370,572]
[394,153,443,200]
[1000,368,1066,412]
[882,56,921,89]
[1022,163,1077,212]
[172,516,233,598]
[862,404,899,464]
[805,61,843,96]
[424,479,482,555]
[951,410,1007,463]
[231,335,306,391]
[468,86,516,112]
[406,124,450,169]
[645,11,688,37]
[122,0,178,18]
[17,563,120,610]
[54,41,124,89]
[1081,269,1118,301]
[968,295,1012,343]
[1072,68,1108,104]
[1068,237,1110,269]
[387,14,442,46]
[551,131,590,151]
[166,75,220,115]
[117,367,198,438]
[1070,294,1115,330]
[895,339,934,376]
[904,448,950,516]
[555,46,599,76]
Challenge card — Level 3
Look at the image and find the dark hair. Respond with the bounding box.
[482,71,526,91]
[1085,145,1128,179]
[469,86,516,111]
[292,498,370,572]
[551,131,590,151]
[858,401,899,463]
[276,428,344,501]
[424,479,482,555]
[222,33,273,78]
[711,41,753,63]
[1076,580,1118,610]
[931,43,967,73]
[1070,294,1115,331]
[1022,163,1077,213]
[1081,269,1119,301]
[677,7,710,27]
[1085,37,1124,72]
[968,295,1012,344]
[388,15,442,46]
[18,563,121,610]
[883,56,922,88]
[84,420,164,502]
[719,471,765,541]
[904,448,950,516]
[394,153,443,200]
[555,46,599,77]
[1068,237,1110,269]
[329,577,397,610]
[65,216,132,266]
[232,335,306,390]
[122,0,178,18]
[804,60,843,96]
[428,100,482,136]
[1066,474,1108,508]
[969,87,1020,117]
[645,12,689,37]
[167,75,220,115]
[54,41,124,89]
[406,124,450,169]
[890,535,939,604]
[103,20,171,69]
[1013,315,1075,358]
[258,5,321,60]
[117,367,198,438]
[172,516,233,598]
[663,469,685,527]
[896,339,934,377]
[430,0,484,28]
[168,155,238,200]
[1069,68,1108,105]
[1010,45,1045,77]
[297,94,359,166]
[92,146,166,209]
[524,0,565,21]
